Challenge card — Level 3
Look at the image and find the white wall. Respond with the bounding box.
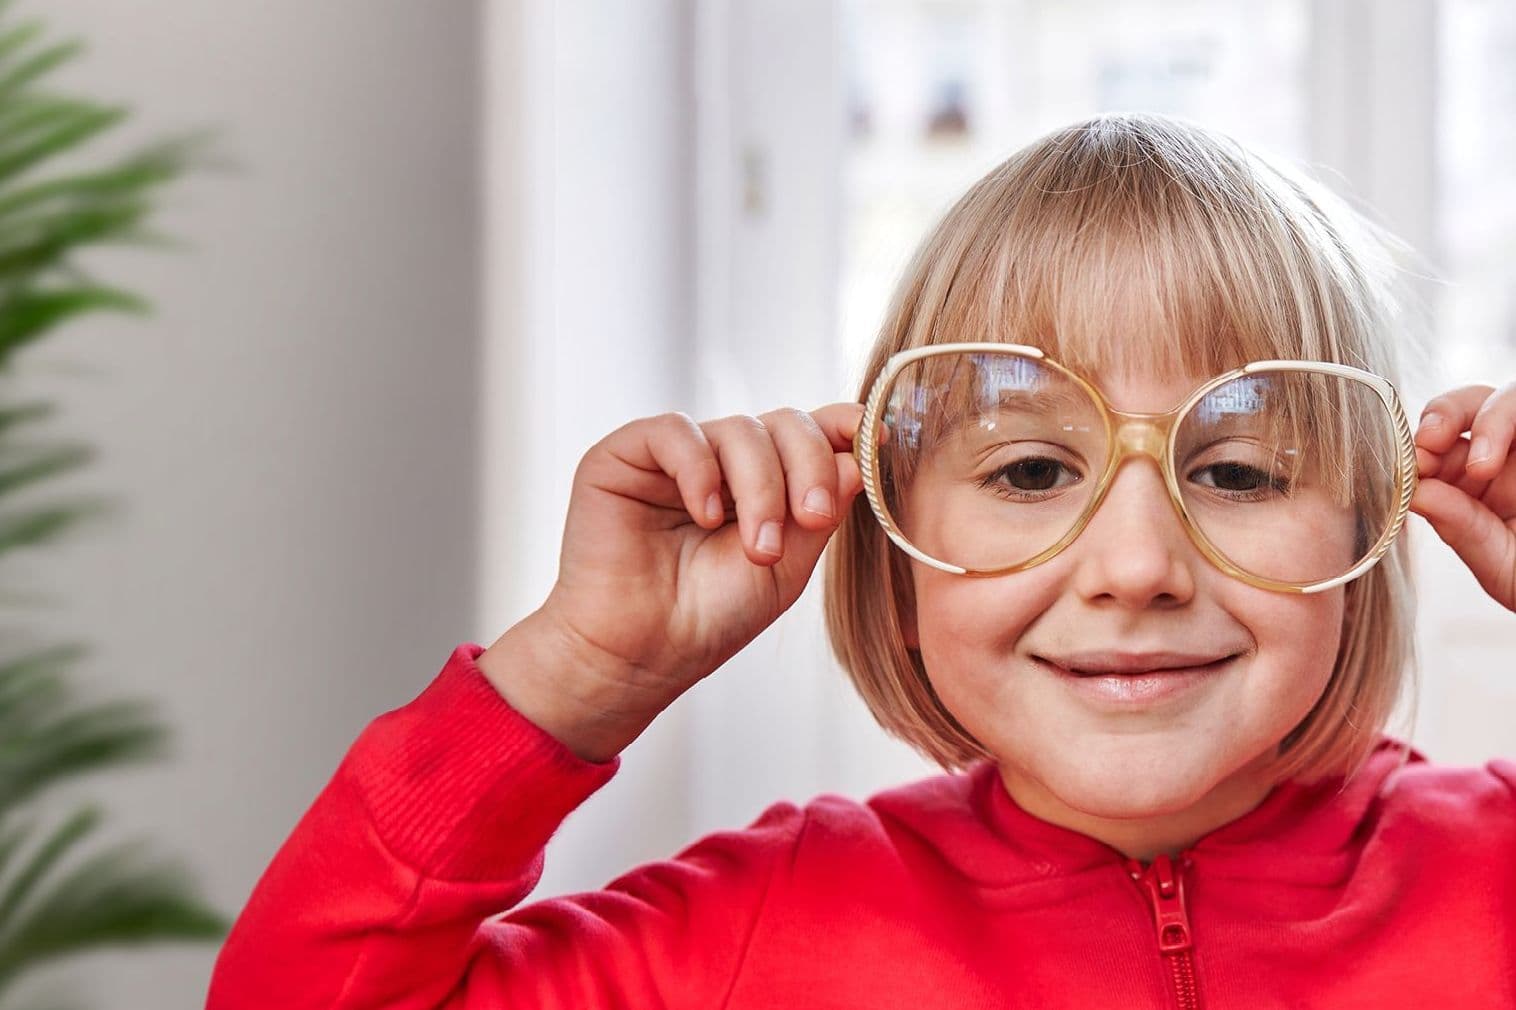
[13,3,481,1006]
[477,0,710,905]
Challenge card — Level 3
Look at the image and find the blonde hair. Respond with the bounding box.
[823,111,1435,788]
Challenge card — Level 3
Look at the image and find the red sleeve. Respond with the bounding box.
[205,642,805,1010]
[1491,757,1516,800]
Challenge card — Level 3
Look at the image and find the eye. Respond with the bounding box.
[1189,460,1290,500]
[978,456,1083,501]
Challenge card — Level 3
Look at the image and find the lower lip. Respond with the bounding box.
[1039,656,1236,707]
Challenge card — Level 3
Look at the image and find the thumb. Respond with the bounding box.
[1412,477,1516,608]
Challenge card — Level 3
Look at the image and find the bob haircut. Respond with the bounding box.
[823,111,1434,788]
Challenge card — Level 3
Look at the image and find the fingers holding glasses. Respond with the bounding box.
[701,403,865,566]
[1416,383,1514,481]
[1411,381,1516,612]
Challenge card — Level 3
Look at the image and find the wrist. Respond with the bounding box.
[477,608,668,764]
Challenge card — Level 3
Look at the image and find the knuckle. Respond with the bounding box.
[1422,396,1453,417]
[704,413,763,436]
[738,414,770,436]
[657,410,699,434]
[1476,389,1516,420]
[763,406,831,461]
[761,405,809,428]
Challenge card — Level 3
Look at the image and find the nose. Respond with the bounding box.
[1066,456,1197,609]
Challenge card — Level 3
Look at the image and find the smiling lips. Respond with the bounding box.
[1037,650,1239,676]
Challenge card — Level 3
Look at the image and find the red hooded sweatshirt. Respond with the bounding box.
[206,642,1516,1009]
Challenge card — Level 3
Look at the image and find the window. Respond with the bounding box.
[838,0,1310,382]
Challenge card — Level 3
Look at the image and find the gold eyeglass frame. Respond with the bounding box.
[853,343,1419,594]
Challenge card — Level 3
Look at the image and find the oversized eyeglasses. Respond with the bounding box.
[853,343,1418,593]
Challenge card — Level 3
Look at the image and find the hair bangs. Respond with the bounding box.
[956,125,1345,388]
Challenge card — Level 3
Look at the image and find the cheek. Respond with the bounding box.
[908,562,1063,654]
[1242,587,1346,708]
[1251,589,1344,656]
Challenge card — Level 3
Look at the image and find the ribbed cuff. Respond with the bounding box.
[341,641,622,881]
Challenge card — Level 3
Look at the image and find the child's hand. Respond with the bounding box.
[532,402,866,711]
[1411,382,1516,612]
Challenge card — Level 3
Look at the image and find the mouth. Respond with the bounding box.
[1034,652,1243,677]
[1032,653,1240,706]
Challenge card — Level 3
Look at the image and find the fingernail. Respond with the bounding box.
[706,492,723,523]
[802,486,834,519]
[1469,436,1492,465]
[1422,412,1444,431]
[757,520,783,555]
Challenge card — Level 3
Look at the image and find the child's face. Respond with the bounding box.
[901,364,1346,860]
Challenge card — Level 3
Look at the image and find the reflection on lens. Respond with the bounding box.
[871,352,1402,585]
[1174,370,1399,584]
[878,351,1108,572]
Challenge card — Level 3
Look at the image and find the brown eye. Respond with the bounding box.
[1190,461,1289,499]
[978,456,1082,500]
[1003,458,1062,490]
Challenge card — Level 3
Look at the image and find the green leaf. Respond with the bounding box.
[0,147,184,220]
[0,201,152,278]
[0,645,83,735]
[0,443,94,497]
[0,288,150,360]
[0,401,55,434]
[0,840,227,994]
[0,498,115,554]
[0,19,44,70]
[0,103,127,185]
[0,645,176,813]
[0,814,34,883]
[0,5,231,996]
[0,95,103,143]
[0,805,101,932]
[0,696,167,811]
[0,39,83,105]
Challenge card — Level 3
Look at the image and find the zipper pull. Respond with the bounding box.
[1127,852,1193,954]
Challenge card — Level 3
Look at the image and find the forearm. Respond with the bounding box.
[205,642,621,1009]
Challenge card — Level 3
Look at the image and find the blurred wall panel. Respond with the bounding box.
[479,0,704,905]
[11,2,481,1006]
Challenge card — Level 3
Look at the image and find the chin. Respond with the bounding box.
[1037,742,1226,818]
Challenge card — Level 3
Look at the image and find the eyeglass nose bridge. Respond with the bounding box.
[1104,408,1178,468]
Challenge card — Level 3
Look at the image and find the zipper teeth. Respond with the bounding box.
[1169,951,1199,1010]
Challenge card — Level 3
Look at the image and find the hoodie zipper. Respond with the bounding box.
[1126,852,1202,1010]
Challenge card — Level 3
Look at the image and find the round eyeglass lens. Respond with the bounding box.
[875,351,1109,573]
[1173,369,1401,585]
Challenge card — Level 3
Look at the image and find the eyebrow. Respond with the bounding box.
[942,387,1102,445]
[970,386,1102,420]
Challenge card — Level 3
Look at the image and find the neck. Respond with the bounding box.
[995,758,1278,864]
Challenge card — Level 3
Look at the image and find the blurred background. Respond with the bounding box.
[11,0,1514,1004]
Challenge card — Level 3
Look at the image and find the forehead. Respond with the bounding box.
[1083,365,1218,416]
[937,351,1226,416]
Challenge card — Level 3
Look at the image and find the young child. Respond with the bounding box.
[206,113,1516,1009]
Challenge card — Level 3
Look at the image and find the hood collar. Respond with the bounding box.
[869,735,1425,887]
[973,734,1424,882]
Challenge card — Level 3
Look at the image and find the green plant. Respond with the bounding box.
[0,4,227,1006]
